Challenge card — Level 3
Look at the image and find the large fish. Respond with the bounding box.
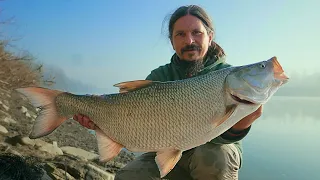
[16,56,288,178]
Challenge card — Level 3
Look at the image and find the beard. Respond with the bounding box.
[179,44,205,76]
[177,56,205,77]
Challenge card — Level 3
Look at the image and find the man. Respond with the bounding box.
[74,5,262,180]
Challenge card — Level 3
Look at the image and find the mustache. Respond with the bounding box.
[181,44,201,53]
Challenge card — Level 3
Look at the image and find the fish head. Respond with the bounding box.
[225,56,289,105]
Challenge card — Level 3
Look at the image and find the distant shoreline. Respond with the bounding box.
[273,95,320,100]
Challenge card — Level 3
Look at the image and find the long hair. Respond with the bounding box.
[166,5,226,60]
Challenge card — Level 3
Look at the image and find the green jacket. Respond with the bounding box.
[145,53,251,167]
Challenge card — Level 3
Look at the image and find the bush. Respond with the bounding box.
[1,43,41,89]
[0,10,54,90]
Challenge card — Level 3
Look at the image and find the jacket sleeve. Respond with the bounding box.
[209,126,251,144]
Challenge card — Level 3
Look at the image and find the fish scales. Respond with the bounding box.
[55,67,232,151]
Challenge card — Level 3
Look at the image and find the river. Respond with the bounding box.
[239,96,320,180]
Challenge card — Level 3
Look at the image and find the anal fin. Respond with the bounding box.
[155,149,182,178]
[95,128,123,162]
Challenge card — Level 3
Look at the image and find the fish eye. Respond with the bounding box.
[260,63,266,69]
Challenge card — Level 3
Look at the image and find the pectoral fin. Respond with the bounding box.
[214,105,237,127]
[95,128,123,162]
[155,149,182,178]
[113,80,154,93]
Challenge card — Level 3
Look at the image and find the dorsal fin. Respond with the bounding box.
[113,80,154,93]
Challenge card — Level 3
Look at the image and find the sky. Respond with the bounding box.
[1,0,319,94]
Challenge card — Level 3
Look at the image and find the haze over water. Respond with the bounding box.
[239,96,320,180]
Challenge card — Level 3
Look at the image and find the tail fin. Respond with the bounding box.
[15,87,68,139]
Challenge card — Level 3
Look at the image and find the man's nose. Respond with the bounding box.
[184,33,195,44]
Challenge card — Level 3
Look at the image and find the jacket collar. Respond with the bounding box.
[170,53,227,76]
[170,53,217,69]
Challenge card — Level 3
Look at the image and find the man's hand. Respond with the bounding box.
[73,114,96,130]
[73,94,105,129]
[231,105,263,132]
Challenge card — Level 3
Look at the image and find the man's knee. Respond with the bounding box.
[115,152,194,180]
[189,143,240,180]
[114,152,161,180]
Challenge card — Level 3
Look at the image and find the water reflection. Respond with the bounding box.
[239,96,320,180]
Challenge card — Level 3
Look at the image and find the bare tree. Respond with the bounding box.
[0,8,55,90]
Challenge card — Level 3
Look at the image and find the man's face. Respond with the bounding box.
[171,14,213,62]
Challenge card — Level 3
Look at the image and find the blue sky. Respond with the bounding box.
[1,0,319,93]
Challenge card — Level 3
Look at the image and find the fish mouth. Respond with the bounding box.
[271,56,289,83]
[229,92,256,105]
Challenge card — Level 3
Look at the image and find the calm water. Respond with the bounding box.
[239,96,320,180]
